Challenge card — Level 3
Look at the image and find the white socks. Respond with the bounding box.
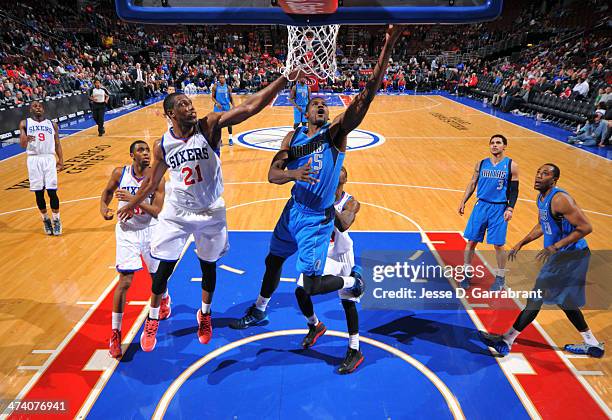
[201,302,211,314]
[255,295,270,312]
[149,306,160,320]
[349,334,359,350]
[342,276,355,289]
[581,330,599,346]
[162,289,169,299]
[307,314,319,326]
[503,327,520,346]
[495,268,506,278]
[41,213,50,220]
[52,212,60,221]
[112,312,123,331]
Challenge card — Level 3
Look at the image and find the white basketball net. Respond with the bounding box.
[283,24,340,81]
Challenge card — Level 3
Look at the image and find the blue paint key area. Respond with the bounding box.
[89,231,528,420]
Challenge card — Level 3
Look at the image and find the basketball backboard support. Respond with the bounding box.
[115,0,503,25]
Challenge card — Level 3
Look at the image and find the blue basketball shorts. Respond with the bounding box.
[294,106,307,124]
[269,198,334,276]
[463,200,508,246]
[533,248,590,308]
[214,103,231,112]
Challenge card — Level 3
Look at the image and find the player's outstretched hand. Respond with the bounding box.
[101,207,114,220]
[115,189,132,202]
[292,158,319,185]
[386,25,406,44]
[287,67,308,81]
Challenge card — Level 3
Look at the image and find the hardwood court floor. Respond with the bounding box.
[0,94,610,406]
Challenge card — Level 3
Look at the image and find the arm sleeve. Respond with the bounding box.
[507,180,519,208]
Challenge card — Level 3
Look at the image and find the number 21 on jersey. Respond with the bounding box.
[182,165,203,185]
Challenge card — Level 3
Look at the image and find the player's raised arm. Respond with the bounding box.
[458,161,480,215]
[213,75,288,129]
[329,25,404,148]
[117,140,168,220]
[100,167,123,220]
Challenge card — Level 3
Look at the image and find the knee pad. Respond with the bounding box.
[152,260,176,295]
[301,274,321,295]
[525,298,544,311]
[47,189,59,209]
[199,259,216,292]
[34,190,46,210]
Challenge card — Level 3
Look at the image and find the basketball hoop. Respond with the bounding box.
[283,24,340,81]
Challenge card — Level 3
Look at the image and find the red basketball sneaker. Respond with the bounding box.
[109,329,122,359]
[196,310,212,344]
[160,294,172,320]
[140,317,159,352]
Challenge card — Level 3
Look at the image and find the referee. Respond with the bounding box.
[89,80,109,136]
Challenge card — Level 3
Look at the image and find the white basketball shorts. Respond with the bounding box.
[115,223,160,273]
[150,198,229,262]
[27,154,57,191]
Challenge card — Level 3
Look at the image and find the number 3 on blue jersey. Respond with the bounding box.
[312,152,323,171]
[497,179,504,190]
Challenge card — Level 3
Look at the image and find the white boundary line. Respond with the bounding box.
[219,264,245,275]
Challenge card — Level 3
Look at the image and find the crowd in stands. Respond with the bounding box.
[0,0,609,145]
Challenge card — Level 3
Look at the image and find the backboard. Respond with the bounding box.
[116,0,503,25]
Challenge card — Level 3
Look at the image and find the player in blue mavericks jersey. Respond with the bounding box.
[211,75,235,146]
[288,78,311,129]
[479,164,603,358]
[230,25,405,373]
[458,134,520,290]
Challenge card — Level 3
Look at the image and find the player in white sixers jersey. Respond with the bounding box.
[458,134,519,290]
[313,167,364,373]
[118,71,299,352]
[230,25,405,373]
[288,78,311,129]
[479,164,604,358]
[211,75,235,146]
[19,101,64,235]
[100,140,166,358]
